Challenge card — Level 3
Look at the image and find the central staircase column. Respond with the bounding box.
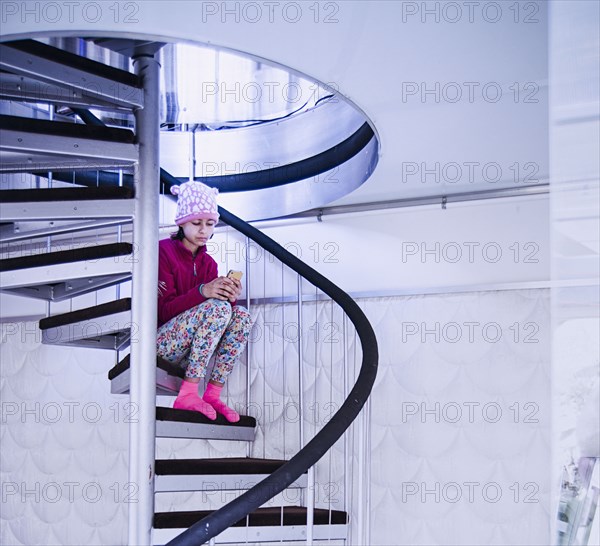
[129,45,161,546]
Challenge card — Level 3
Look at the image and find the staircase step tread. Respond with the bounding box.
[155,458,294,476]
[1,114,135,143]
[154,506,348,529]
[108,354,184,381]
[1,242,133,272]
[39,298,131,330]
[6,39,140,88]
[0,186,134,203]
[156,406,256,429]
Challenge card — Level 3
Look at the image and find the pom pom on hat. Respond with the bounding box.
[170,181,219,225]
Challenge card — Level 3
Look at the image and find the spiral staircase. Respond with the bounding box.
[0,39,378,545]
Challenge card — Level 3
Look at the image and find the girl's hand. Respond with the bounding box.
[201,277,240,302]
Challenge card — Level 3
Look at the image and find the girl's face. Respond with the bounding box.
[181,218,216,252]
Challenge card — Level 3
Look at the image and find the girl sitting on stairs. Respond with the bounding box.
[156,181,253,423]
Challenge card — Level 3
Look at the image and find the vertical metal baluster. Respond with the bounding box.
[357,310,365,545]
[46,105,54,318]
[298,274,314,544]
[327,299,334,542]
[281,259,286,461]
[307,465,315,545]
[262,250,267,461]
[365,394,372,546]
[114,168,124,374]
[245,236,252,458]
[116,168,123,301]
[188,128,194,183]
[343,314,350,544]
[94,169,100,308]
[309,284,319,542]
[298,273,304,453]
[357,409,365,544]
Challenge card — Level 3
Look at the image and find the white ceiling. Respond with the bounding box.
[1,1,549,208]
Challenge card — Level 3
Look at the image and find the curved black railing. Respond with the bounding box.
[166,206,379,545]
[46,109,374,194]
[72,108,379,545]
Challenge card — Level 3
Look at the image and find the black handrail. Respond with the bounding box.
[73,108,379,545]
[52,109,375,194]
[166,206,378,545]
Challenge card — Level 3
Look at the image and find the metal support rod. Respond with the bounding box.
[306,465,315,545]
[245,236,252,459]
[116,169,123,301]
[365,397,372,546]
[298,274,304,451]
[343,315,350,537]
[128,49,161,546]
[357,404,366,544]
[45,105,54,318]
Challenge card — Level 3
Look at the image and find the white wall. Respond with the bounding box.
[209,194,550,299]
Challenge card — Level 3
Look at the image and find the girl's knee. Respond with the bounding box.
[212,301,235,330]
[232,305,251,321]
[199,298,232,319]
[231,306,253,330]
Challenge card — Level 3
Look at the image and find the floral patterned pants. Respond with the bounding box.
[156,299,252,382]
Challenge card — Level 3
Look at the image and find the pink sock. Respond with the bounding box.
[203,383,240,423]
[173,380,216,420]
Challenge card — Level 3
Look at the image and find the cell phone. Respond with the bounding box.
[227,270,243,282]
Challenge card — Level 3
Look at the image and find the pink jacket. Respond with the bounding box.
[157,237,218,327]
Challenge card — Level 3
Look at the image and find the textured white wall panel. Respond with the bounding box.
[1,323,128,546]
[1,287,550,546]
[359,289,551,545]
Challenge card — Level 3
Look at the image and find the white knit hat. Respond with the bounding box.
[170,181,219,225]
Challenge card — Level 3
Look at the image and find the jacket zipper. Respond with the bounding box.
[193,262,197,276]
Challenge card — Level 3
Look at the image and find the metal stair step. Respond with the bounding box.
[0,39,143,111]
[109,354,184,395]
[0,186,134,202]
[156,407,256,442]
[152,506,348,544]
[0,242,133,301]
[0,114,137,173]
[155,458,307,492]
[38,298,131,350]
[0,186,135,222]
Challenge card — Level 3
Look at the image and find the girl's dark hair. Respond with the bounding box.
[171,226,184,240]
